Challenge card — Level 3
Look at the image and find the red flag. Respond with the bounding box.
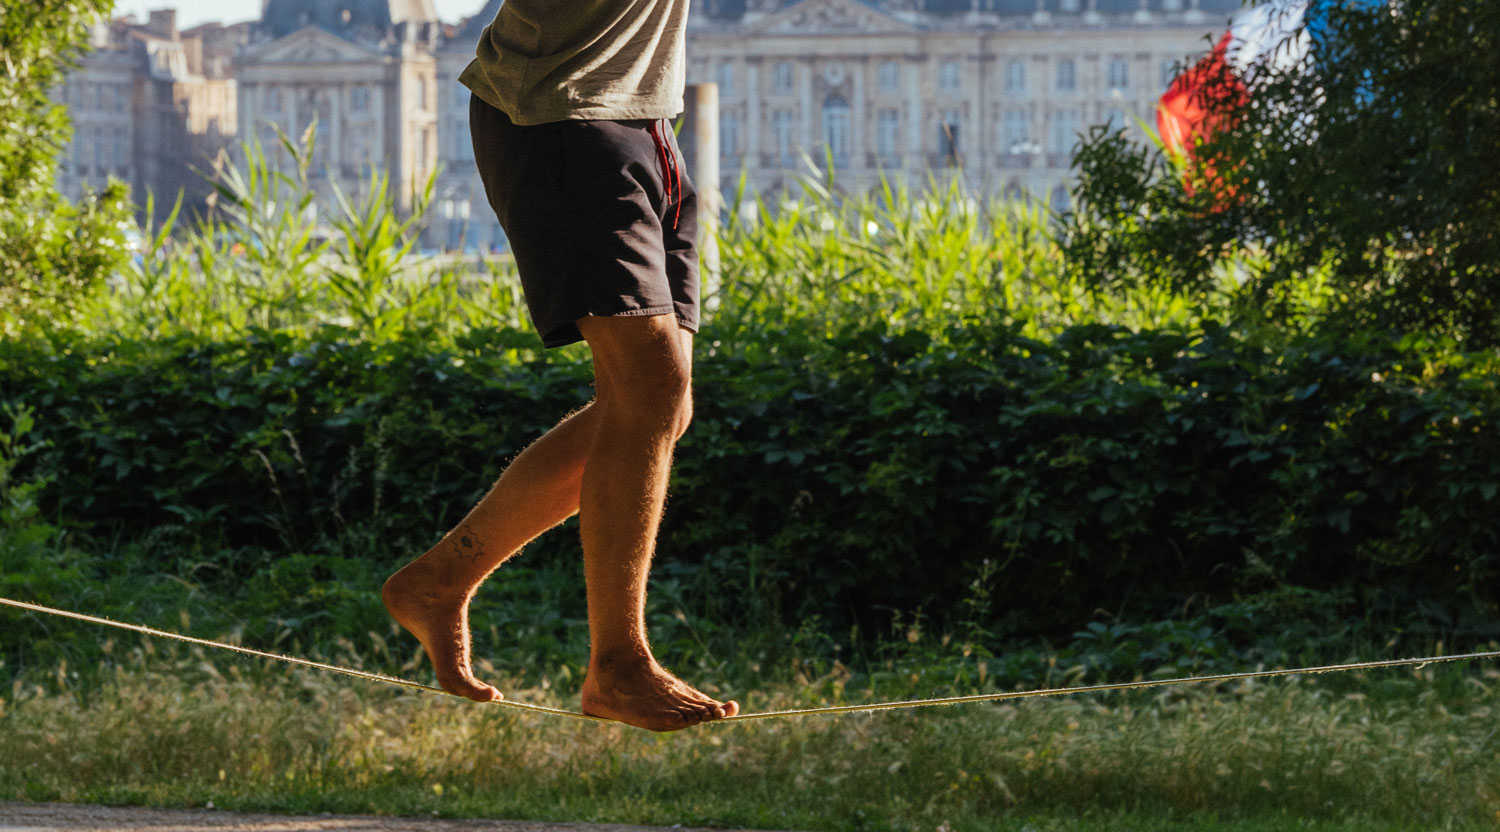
[1157,31,1249,201]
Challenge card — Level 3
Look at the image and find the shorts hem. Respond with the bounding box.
[539,305,695,349]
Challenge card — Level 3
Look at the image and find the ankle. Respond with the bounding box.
[588,644,656,675]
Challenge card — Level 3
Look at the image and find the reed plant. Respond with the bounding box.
[7,127,1299,354]
[708,157,1256,349]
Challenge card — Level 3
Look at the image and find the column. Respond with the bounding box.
[329,81,343,176]
[746,58,762,160]
[972,40,986,184]
[851,56,866,177]
[906,54,922,172]
[799,56,815,156]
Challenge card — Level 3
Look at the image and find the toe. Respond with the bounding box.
[721,699,740,718]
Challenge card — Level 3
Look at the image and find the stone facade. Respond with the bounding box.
[56,11,244,219]
[236,0,441,217]
[686,0,1239,213]
[58,0,1237,248]
[434,0,505,253]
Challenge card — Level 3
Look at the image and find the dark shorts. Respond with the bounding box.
[469,94,700,349]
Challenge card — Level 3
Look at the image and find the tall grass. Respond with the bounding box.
[59,126,531,347]
[2,649,1496,830]
[8,129,1292,352]
[708,159,1247,347]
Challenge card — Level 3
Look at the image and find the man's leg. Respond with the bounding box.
[383,315,731,727]
[575,313,737,731]
[383,401,602,701]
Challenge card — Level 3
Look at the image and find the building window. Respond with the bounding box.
[823,95,850,166]
[876,108,900,157]
[938,58,960,91]
[1061,0,1080,10]
[716,61,734,95]
[1162,0,1183,9]
[455,118,473,161]
[1004,59,1025,93]
[351,85,369,113]
[773,61,794,93]
[113,86,126,112]
[1050,107,1080,154]
[1050,182,1070,210]
[772,108,795,163]
[1108,57,1129,91]
[1003,108,1031,153]
[1160,58,1179,90]
[417,77,429,111]
[939,108,960,163]
[878,59,900,91]
[113,127,126,169]
[720,110,741,156]
[1056,59,1076,92]
[92,126,103,174]
[267,86,282,114]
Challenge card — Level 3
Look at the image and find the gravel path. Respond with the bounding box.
[0,803,768,832]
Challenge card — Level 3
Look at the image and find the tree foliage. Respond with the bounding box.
[0,0,129,331]
[1065,0,1500,345]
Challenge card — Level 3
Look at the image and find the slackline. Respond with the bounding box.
[4,595,1498,724]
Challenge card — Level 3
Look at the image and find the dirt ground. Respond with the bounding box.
[0,803,770,832]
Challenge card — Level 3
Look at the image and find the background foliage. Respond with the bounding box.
[1065,0,1500,347]
[1,0,1497,709]
[0,0,130,332]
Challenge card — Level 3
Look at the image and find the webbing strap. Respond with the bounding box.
[4,596,1497,724]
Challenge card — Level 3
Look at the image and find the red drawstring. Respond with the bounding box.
[649,118,681,231]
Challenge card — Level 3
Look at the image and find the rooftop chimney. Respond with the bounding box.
[146,9,178,40]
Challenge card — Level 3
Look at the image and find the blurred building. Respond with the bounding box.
[434,0,505,254]
[58,0,1238,247]
[55,10,245,219]
[685,0,1241,210]
[237,0,442,218]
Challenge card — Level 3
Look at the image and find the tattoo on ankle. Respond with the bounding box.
[450,525,487,561]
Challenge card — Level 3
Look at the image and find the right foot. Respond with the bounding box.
[581,654,739,731]
[382,559,502,703]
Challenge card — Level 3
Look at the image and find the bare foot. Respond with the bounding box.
[580,653,739,731]
[382,558,502,703]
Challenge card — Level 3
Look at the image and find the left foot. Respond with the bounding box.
[382,557,502,703]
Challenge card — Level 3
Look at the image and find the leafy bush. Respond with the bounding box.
[4,314,1497,657]
[0,0,130,332]
[1065,0,1500,345]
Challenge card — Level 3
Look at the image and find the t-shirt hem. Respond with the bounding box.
[460,76,683,125]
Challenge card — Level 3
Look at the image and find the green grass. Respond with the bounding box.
[4,130,1490,832]
[2,649,1497,831]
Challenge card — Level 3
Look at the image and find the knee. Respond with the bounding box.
[601,363,691,432]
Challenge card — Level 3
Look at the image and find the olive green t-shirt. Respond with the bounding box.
[458,0,691,126]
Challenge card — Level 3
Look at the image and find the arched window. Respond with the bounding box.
[939,59,960,91]
[823,95,851,165]
[1050,182,1071,211]
[1056,59,1076,92]
[939,107,961,164]
[1005,58,1026,92]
